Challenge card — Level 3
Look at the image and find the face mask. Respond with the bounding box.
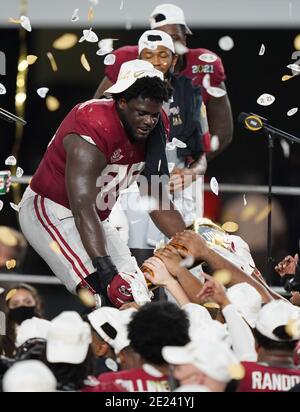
[8,306,37,324]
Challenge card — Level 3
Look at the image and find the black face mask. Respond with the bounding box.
[8,306,37,324]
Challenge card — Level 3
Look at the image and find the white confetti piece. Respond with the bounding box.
[20,15,32,32]
[125,20,132,30]
[79,28,98,43]
[16,167,24,178]
[207,86,227,98]
[210,177,219,196]
[179,255,195,268]
[287,107,298,116]
[120,0,124,10]
[218,36,234,51]
[96,38,116,55]
[280,139,290,158]
[0,201,3,211]
[158,159,161,171]
[210,135,220,152]
[243,194,247,206]
[198,53,217,63]
[10,202,19,212]
[257,93,275,106]
[5,156,17,166]
[174,41,188,55]
[89,0,98,4]
[0,83,6,95]
[287,63,300,74]
[202,74,211,89]
[71,8,79,22]
[104,54,116,65]
[37,87,49,98]
[259,44,265,56]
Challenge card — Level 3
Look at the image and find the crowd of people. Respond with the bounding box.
[1,3,300,393]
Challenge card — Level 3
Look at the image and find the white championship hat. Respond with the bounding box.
[138,29,175,54]
[149,4,192,35]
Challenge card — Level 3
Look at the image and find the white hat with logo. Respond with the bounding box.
[104,59,164,96]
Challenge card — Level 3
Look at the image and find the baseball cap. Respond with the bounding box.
[46,311,92,364]
[149,4,192,35]
[104,59,164,96]
[3,360,57,392]
[16,317,50,348]
[162,336,242,383]
[255,300,300,342]
[227,283,262,328]
[138,29,175,54]
[87,307,136,354]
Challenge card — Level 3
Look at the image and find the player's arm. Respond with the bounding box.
[63,134,108,258]
[94,76,113,99]
[206,81,233,160]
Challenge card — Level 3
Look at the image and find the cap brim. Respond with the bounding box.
[47,341,88,364]
[104,78,136,96]
[162,345,193,365]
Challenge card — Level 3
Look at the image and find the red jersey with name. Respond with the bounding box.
[31,99,168,221]
[238,361,300,392]
[83,366,170,392]
[105,45,226,104]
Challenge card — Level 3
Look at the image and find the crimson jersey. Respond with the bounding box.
[104,45,226,104]
[238,361,300,392]
[31,99,169,221]
[83,366,170,392]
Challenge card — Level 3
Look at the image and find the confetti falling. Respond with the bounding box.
[281,74,294,81]
[207,86,227,98]
[228,364,245,380]
[0,201,3,211]
[79,28,98,43]
[0,83,7,95]
[97,39,116,55]
[120,0,124,10]
[81,54,91,71]
[243,194,247,206]
[37,87,49,98]
[78,289,96,308]
[10,202,19,212]
[280,139,290,158]
[202,74,211,89]
[5,289,17,301]
[5,156,17,166]
[287,107,298,117]
[47,52,58,72]
[6,259,17,270]
[104,54,116,65]
[257,93,275,106]
[174,41,188,55]
[20,15,32,32]
[198,53,217,63]
[8,18,21,24]
[49,241,61,254]
[88,7,94,21]
[210,177,219,196]
[53,34,78,50]
[259,44,265,56]
[26,55,38,65]
[0,227,18,246]
[287,63,300,73]
[213,269,232,285]
[294,34,300,50]
[210,135,220,152]
[46,96,60,111]
[218,36,234,51]
[16,167,24,178]
[158,159,161,171]
[71,8,79,22]
[222,221,239,233]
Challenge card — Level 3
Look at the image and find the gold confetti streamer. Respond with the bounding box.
[46,96,60,111]
[52,33,78,50]
[81,53,91,71]
[47,52,58,72]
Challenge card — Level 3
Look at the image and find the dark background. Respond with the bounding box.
[0,26,299,316]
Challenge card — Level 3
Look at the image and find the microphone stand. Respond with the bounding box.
[241,113,300,284]
[0,107,26,125]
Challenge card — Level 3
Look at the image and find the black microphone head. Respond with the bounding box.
[238,112,263,132]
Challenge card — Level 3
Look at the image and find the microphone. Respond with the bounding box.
[0,107,26,125]
[238,112,300,143]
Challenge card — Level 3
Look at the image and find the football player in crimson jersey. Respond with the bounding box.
[18,60,186,307]
[94,4,233,159]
